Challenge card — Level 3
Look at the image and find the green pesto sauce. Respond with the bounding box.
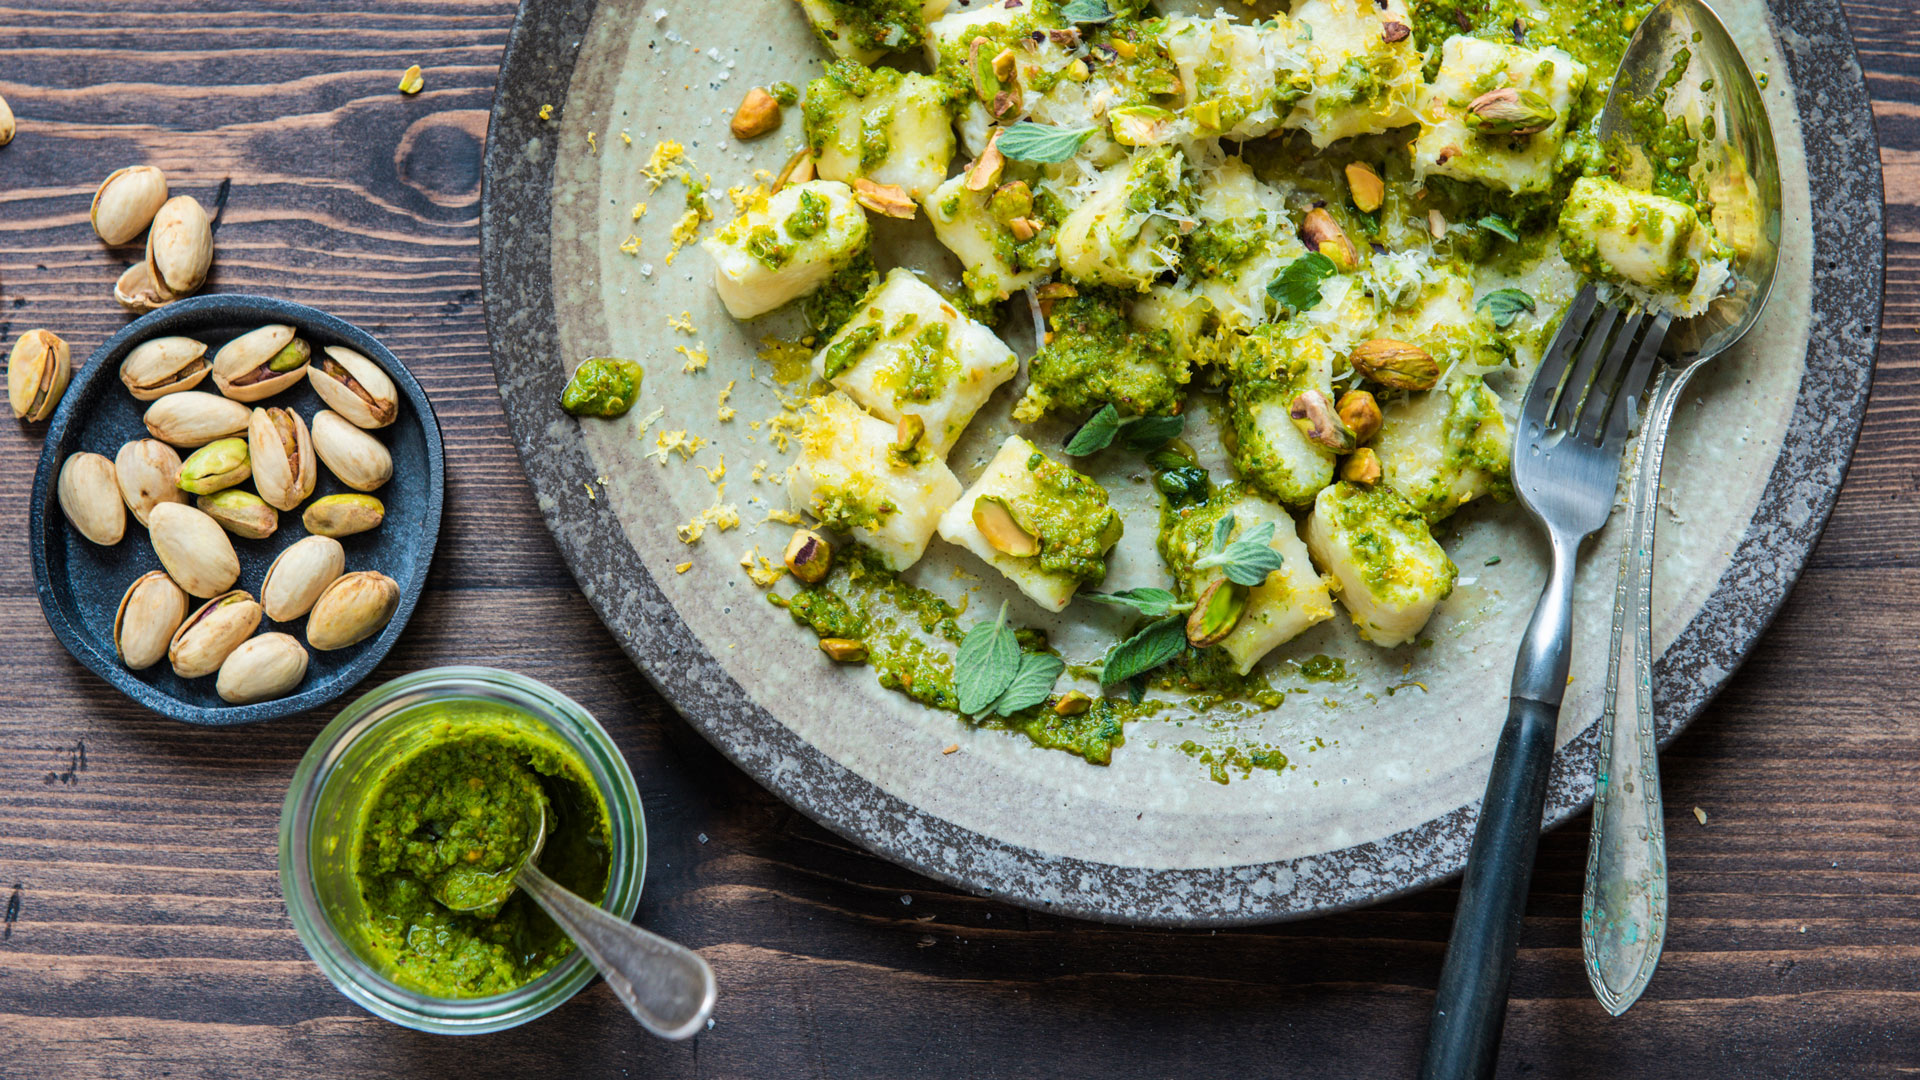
[1178,740,1290,785]
[803,253,880,337]
[1291,654,1349,682]
[1618,47,1706,208]
[1028,289,1188,418]
[881,323,956,406]
[1184,219,1268,279]
[350,714,611,999]
[1014,452,1122,584]
[804,59,906,162]
[822,323,882,380]
[558,357,643,418]
[744,224,795,270]
[784,188,831,240]
[811,0,930,55]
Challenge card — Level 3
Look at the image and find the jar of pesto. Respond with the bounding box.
[279,667,646,1033]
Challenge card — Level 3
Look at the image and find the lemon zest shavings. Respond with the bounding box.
[645,429,708,464]
[675,561,693,573]
[739,546,787,586]
[675,344,709,373]
[676,502,739,544]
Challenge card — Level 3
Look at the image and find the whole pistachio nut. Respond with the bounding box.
[58,452,127,546]
[0,91,13,146]
[212,325,309,402]
[148,501,240,598]
[1185,578,1249,648]
[216,632,310,704]
[177,437,251,495]
[301,493,383,538]
[972,495,1039,558]
[1348,338,1440,391]
[91,165,170,246]
[143,390,250,447]
[115,570,189,670]
[8,329,71,421]
[120,336,210,401]
[248,406,316,511]
[307,571,400,651]
[144,195,213,297]
[311,409,393,492]
[114,439,188,525]
[115,261,176,314]
[260,534,345,621]
[1289,389,1357,453]
[196,489,278,540]
[310,346,399,429]
[167,589,262,679]
[783,528,832,584]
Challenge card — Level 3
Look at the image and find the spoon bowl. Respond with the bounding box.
[431,799,549,916]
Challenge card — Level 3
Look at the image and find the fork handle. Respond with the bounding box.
[1421,533,1578,1080]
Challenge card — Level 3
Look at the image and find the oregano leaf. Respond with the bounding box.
[1064,404,1122,455]
[955,602,1020,715]
[993,652,1067,716]
[997,122,1098,164]
[1100,615,1188,686]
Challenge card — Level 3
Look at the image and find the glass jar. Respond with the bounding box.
[279,666,646,1033]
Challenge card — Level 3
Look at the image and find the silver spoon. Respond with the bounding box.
[433,805,718,1039]
[1582,0,1781,1017]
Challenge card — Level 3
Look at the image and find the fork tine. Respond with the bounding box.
[1603,312,1672,451]
[1524,285,1599,426]
[1552,302,1622,433]
[1575,309,1648,442]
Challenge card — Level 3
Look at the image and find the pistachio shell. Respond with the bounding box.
[115,262,175,314]
[0,92,13,146]
[311,409,392,492]
[973,495,1038,558]
[196,489,278,540]
[212,325,309,402]
[8,329,71,422]
[177,437,251,495]
[143,391,250,447]
[168,590,261,678]
[307,571,399,651]
[91,166,170,246]
[260,535,345,621]
[58,452,126,546]
[114,439,188,525]
[120,336,210,401]
[247,406,316,511]
[115,571,189,670]
[215,633,309,704]
[144,195,213,296]
[309,346,399,429]
[148,501,240,598]
[301,493,383,538]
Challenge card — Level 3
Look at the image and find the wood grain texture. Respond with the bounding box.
[0,1,1913,1077]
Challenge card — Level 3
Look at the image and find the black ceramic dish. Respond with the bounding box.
[28,295,444,725]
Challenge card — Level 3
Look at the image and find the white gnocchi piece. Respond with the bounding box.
[803,63,955,200]
[1559,176,1730,315]
[1282,0,1423,147]
[1304,481,1457,647]
[1374,373,1511,522]
[1165,491,1336,676]
[788,391,963,572]
[1412,36,1590,195]
[923,173,1058,305]
[1226,326,1339,507]
[794,0,952,64]
[937,436,1123,612]
[1054,148,1189,289]
[1165,15,1313,140]
[811,268,1018,457]
[701,180,869,321]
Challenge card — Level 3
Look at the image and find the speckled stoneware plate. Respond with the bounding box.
[481,0,1880,924]
[30,295,445,726]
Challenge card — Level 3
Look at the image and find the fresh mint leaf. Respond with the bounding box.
[1478,214,1520,242]
[955,602,1021,715]
[993,652,1067,716]
[1267,251,1338,314]
[1061,0,1116,23]
[1065,403,1122,455]
[1194,521,1286,586]
[1100,615,1188,686]
[1476,287,1536,329]
[997,122,1098,164]
[1081,587,1186,618]
[1120,413,1184,451]
[1211,513,1236,555]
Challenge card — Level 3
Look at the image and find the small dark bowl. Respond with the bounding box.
[28,295,445,725]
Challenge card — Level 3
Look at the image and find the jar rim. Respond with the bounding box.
[278,665,646,1033]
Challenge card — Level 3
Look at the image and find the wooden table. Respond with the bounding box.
[0,2,1911,1076]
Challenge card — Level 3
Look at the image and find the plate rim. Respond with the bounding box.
[28,294,447,727]
[479,0,1882,925]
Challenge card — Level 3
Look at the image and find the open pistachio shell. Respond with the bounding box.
[168,590,261,679]
[120,336,210,401]
[309,346,399,429]
[57,452,126,546]
[148,502,240,598]
[212,325,309,402]
[311,409,392,492]
[115,571,189,670]
[115,262,175,314]
[216,633,309,704]
[248,406,316,511]
[260,535,345,622]
[196,489,278,540]
[8,329,71,422]
[114,439,188,525]
[143,390,250,448]
[307,571,399,651]
[91,165,170,246]
[144,195,213,297]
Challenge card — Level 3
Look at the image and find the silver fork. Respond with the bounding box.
[1420,284,1671,1080]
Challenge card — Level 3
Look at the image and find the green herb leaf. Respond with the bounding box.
[1211,513,1236,554]
[997,122,1099,164]
[955,602,1021,715]
[1147,448,1191,472]
[1194,521,1286,586]
[1121,413,1185,451]
[1267,252,1338,314]
[1064,403,1122,455]
[1061,0,1116,23]
[993,652,1067,716]
[1081,587,1186,618]
[1478,214,1520,242]
[1100,615,1188,686]
[1476,287,1536,329]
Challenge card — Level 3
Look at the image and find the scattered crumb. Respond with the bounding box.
[539,103,554,121]
[675,561,693,574]
[670,311,697,334]
[942,744,959,755]
[1692,806,1708,825]
[762,410,804,453]
[631,201,649,221]
[620,130,633,146]
[697,455,726,484]
[618,234,642,256]
[645,429,708,464]
[398,65,424,95]
[764,508,805,525]
[587,130,598,153]
[677,502,739,543]
[739,546,786,586]
[582,481,596,501]
[632,406,665,440]
[643,141,688,189]
[676,343,709,373]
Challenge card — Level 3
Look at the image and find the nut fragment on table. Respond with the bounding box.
[58,452,127,546]
[115,439,188,525]
[168,589,262,679]
[249,405,316,511]
[177,437,252,495]
[311,409,393,492]
[212,325,309,402]
[8,329,71,421]
[302,493,383,538]
[307,571,399,651]
[261,535,345,621]
[784,528,832,584]
[197,489,278,539]
[310,346,399,428]
[115,570,188,670]
[143,390,250,447]
[730,87,781,140]
[216,633,309,704]
[115,262,174,314]
[91,165,170,246]
[120,336,210,400]
[148,501,241,598]
[145,195,213,297]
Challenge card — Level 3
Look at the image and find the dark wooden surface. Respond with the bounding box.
[0,2,1912,1077]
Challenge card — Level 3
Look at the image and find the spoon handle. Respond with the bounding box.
[517,863,717,1039]
[1582,362,1693,1015]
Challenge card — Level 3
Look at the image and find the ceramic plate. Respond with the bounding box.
[481,0,1880,924]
